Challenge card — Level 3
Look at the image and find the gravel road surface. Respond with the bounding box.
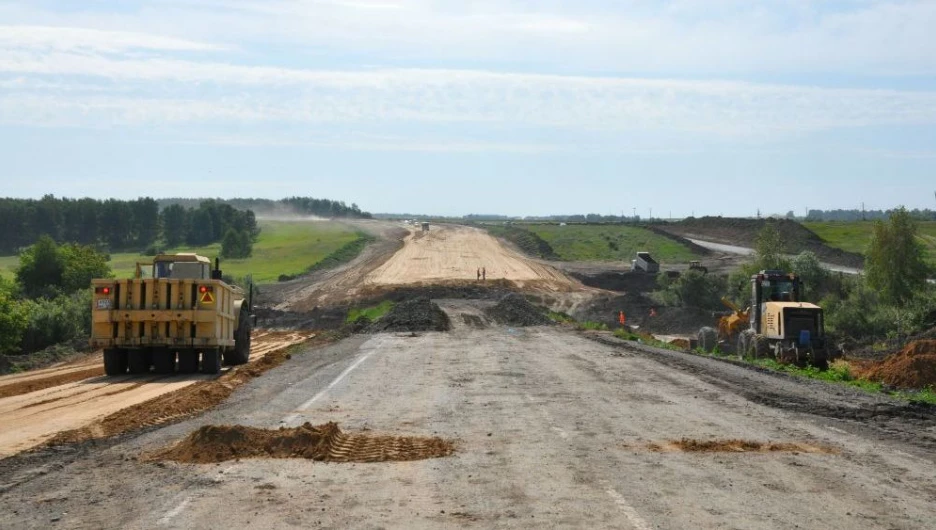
[2,305,934,529]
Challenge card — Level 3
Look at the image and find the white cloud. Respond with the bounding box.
[0,25,226,53]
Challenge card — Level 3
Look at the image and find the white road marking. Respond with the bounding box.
[603,484,653,530]
[826,426,849,435]
[282,343,380,425]
[157,497,190,526]
[159,342,381,524]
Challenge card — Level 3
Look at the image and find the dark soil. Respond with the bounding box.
[148,422,455,464]
[485,294,554,327]
[369,297,451,333]
[574,292,714,335]
[656,217,864,268]
[569,270,660,293]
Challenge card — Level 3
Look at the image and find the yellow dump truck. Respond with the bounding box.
[90,253,252,376]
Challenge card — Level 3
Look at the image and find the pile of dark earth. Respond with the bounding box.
[485,294,554,327]
[369,297,451,332]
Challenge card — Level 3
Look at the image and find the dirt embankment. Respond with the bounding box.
[368,298,451,333]
[657,217,865,268]
[485,294,554,327]
[148,422,455,464]
[854,340,936,390]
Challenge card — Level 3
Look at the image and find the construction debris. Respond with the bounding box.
[485,294,553,327]
[148,422,455,464]
[369,297,451,332]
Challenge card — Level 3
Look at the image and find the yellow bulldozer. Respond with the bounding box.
[90,253,253,376]
[699,270,828,369]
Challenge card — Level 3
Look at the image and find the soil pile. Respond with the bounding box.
[857,340,936,389]
[646,438,837,454]
[150,422,455,464]
[369,297,450,332]
[485,294,553,327]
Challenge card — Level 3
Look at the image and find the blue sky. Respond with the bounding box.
[2,0,935,217]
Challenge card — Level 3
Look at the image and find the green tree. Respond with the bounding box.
[161,204,189,247]
[790,251,828,300]
[0,279,28,355]
[15,235,64,298]
[865,207,930,304]
[59,243,112,292]
[753,221,788,271]
[221,229,252,259]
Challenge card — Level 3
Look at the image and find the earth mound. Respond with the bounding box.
[149,422,455,464]
[369,297,450,332]
[486,294,553,327]
[857,340,936,389]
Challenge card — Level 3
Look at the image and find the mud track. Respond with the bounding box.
[587,332,936,451]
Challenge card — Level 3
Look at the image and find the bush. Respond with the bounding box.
[15,237,111,298]
[20,291,92,354]
[656,270,727,310]
[0,279,29,355]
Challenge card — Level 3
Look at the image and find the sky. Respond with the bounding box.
[2,0,936,217]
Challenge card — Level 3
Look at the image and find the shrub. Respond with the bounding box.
[20,291,92,354]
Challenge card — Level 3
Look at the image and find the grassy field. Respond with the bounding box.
[805,221,936,266]
[522,224,698,263]
[0,220,363,284]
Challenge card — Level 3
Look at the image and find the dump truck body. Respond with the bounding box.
[632,252,660,273]
[90,254,252,376]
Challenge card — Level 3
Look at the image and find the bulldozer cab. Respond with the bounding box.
[751,270,822,341]
[135,254,215,280]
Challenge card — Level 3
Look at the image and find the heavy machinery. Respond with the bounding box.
[631,252,660,273]
[698,270,828,368]
[688,261,708,275]
[90,254,253,376]
[737,270,828,369]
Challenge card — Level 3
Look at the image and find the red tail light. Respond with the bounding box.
[199,285,208,293]
[95,286,112,294]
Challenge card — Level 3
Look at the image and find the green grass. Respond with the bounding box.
[0,220,364,285]
[522,224,698,263]
[346,300,395,323]
[804,221,936,266]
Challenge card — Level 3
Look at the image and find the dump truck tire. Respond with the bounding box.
[178,349,199,374]
[224,305,252,366]
[201,348,221,375]
[812,346,830,371]
[152,348,176,374]
[752,335,769,359]
[103,348,128,376]
[128,350,151,374]
[737,330,754,359]
[698,327,717,353]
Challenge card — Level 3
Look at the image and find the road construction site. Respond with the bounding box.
[1,221,935,529]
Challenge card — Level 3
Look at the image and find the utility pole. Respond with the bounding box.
[862,202,866,221]
[649,208,652,222]
[632,207,637,222]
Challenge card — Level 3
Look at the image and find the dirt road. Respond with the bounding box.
[3,305,934,529]
[367,225,575,289]
[0,331,314,458]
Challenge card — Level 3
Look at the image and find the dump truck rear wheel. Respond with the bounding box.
[224,305,252,366]
[201,348,221,375]
[177,349,199,374]
[752,335,769,359]
[698,327,717,353]
[737,330,754,359]
[152,348,176,374]
[128,349,151,374]
[103,348,128,376]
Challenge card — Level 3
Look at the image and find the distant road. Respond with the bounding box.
[687,238,863,275]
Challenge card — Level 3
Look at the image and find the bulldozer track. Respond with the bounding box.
[0,330,316,458]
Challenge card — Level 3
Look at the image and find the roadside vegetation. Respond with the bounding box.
[805,220,936,267]
[523,224,698,263]
[346,301,395,324]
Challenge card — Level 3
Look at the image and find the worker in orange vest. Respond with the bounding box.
[650,307,658,318]
[618,311,626,326]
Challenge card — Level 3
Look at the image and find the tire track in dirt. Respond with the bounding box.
[0,331,318,458]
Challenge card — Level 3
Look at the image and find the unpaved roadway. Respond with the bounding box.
[2,304,934,529]
[0,331,314,458]
[367,225,575,289]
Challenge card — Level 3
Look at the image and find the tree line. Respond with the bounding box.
[805,208,936,222]
[0,196,259,256]
[159,196,371,219]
